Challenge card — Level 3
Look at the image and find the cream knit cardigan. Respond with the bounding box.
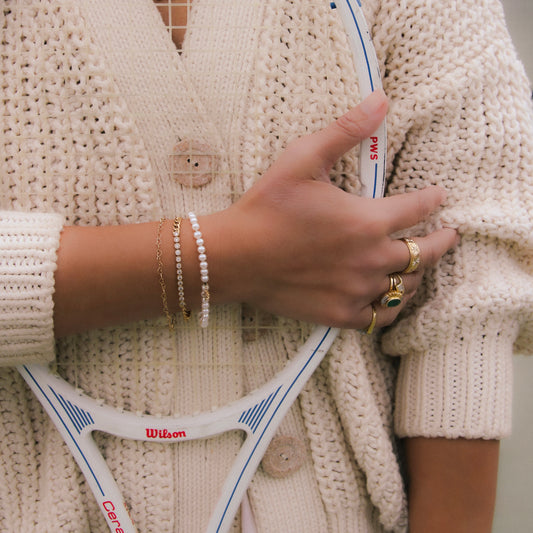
[1,0,532,531]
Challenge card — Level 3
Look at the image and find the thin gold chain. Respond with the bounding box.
[156,218,175,331]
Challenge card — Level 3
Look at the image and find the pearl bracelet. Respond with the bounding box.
[172,217,191,321]
[188,212,210,328]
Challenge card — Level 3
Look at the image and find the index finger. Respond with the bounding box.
[375,186,447,234]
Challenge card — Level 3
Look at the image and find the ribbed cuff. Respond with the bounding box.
[0,211,64,365]
[393,315,515,440]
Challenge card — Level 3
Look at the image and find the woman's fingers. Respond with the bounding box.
[313,89,388,169]
[377,230,459,307]
[363,229,459,331]
[359,276,421,332]
[224,93,459,329]
[267,90,388,183]
[387,228,459,274]
[416,228,460,268]
[372,186,447,235]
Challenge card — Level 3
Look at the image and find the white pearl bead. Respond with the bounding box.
[188,211,210,327]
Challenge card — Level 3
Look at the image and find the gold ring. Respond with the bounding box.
[380,273,405,308]
[401,238,421,274]
[365,304,377,334]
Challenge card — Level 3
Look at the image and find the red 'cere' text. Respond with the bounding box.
[102,500,125,533]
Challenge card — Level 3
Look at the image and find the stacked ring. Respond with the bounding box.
[401,238,421,274]
[380,273,405,308]
[365,305,377,335]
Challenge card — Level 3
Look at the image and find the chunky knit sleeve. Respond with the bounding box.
[377,0,533,439]
[0,211,64,366]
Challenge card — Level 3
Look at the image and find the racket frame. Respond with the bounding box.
[17,1,386,531]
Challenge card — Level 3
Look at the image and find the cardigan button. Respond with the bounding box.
[170,140,219,187]
[261,436,306,478]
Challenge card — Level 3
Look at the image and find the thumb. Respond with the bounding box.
[263,90,388,185]
[312,89,388,170]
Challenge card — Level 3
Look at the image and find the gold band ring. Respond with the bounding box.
[401,238,421,274]
[380,273,405,308]
[365,304,377,335]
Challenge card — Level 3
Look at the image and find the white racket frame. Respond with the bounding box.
[17,1,386,532]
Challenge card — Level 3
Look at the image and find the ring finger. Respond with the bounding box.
[362,284,418,333]
[376,269,423,308]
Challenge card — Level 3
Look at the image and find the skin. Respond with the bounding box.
[53,91,458,337]
[405,438,500,533]
[154,0,188,49]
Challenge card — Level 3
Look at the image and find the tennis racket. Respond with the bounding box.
[17,1,385,532]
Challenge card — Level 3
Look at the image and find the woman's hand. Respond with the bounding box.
[54,91,457,337]
[203,90,458,329]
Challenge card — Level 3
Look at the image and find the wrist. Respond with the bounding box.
[189,208,252,308]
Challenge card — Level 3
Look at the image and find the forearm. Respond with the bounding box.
[404,437,499,533]
[55,221,164,337]
[51,94,458,338]
[53,214,249,337]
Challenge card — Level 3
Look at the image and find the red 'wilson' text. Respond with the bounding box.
[145,428,187,439]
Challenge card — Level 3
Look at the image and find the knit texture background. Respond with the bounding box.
[1,0,532,531]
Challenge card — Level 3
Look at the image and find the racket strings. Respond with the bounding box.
[153,0,192,50]
[47,0,361,425]
[53,309,295,419]
[7,2,377,530]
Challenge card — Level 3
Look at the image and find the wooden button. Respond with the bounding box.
[169,140,218,187]
[261,436,306,478]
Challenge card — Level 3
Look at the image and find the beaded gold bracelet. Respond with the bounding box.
[172,216,191,321]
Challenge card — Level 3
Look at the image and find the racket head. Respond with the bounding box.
[7,1,386,531]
